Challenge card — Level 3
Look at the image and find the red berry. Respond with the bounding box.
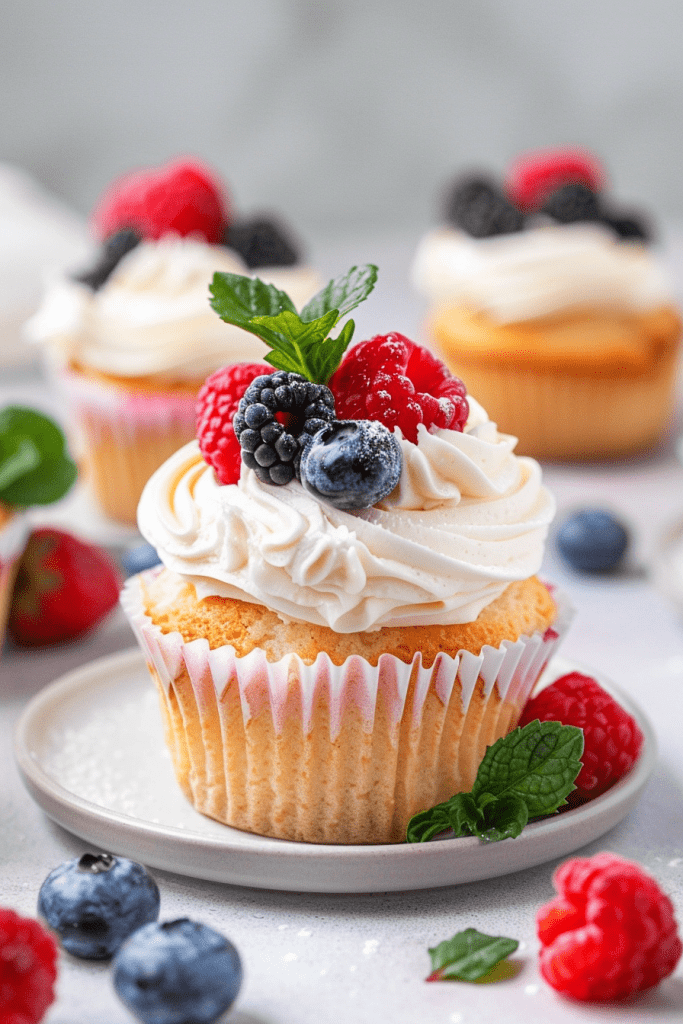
[197,363,274,485]
[537,853,682,1001]
[8,529,121,647]
[0,908,58,1024]
[519,672,643,804]
[91,158,228,243]
[329,334,469,444]
[505,147,605,212]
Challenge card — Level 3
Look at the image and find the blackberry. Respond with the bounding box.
[224,216,299,268]
[602,211,652,243]
[444,175,525,238]
[233,371,335,486]
[74,228,141,290]
[540,183,602,224]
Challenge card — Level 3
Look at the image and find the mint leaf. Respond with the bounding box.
[209,264,378,383]
[0,407,77,506]
[427,928,519,982]
[406,720,583,844]
[299,264,378,322]
[473,720,584,818]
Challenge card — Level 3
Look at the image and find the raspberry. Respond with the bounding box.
[329,334,469,444]
[197,363,273,485]
[537,853,682,1001]
[518,672,643,804]
[0,908,58,1024]
[91,158,228,243]
[506,147,605,212]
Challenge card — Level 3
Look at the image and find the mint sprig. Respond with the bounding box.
[407,720,584,843]
[427,928,519,982]
[0,407,77,507]
[209,264,378,384]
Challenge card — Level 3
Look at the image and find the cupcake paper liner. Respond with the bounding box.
[57,366,199,525]
[0,511,30,646]
[121,573,573,844]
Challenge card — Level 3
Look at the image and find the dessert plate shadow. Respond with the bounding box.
[14,649,656,894]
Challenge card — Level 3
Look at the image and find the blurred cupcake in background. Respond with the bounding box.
[25,158,321,525]
[0,406,76,645]
[412,147,682,461]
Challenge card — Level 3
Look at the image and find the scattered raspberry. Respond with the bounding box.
[505,148,605,212]
[519,672,643,804]
[197,363,273,485]
[329,334,469,444]
[537,853,682,1001]
[91,158,228,243]
[0,908,58,1024]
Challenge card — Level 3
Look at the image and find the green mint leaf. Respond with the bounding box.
[472,720,584,818]
[406,792,483,843]
[299,264,378,323]
[0,407,77,507]
[406,720,583,845]
[477,793,529,842]
[427,928,519,982]
[209,265,378,383]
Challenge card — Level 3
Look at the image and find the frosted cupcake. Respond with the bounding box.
[412,148,682,460]
[25,158,320,524]
[121,265,569,844]
[0,407,76,645]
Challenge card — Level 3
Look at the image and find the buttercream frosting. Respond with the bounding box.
[411,223,674,323]
[25,236,321,380]
[137,398,554,633]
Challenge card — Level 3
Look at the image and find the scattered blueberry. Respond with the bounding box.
[113,918,243,1024]
[38,853,160,959]
[300,419,403,510]
[444,174,525,238]
[224,216,299,268]
[120,543,162,577]
[556,508,629,573]
[74,229,142,291]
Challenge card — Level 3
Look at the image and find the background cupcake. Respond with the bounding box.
[25,158,321,525]
[121,265,570,845]
[0,406,76,646]
[411,147,682,461]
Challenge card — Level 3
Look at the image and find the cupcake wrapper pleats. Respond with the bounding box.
[121,574,573,844]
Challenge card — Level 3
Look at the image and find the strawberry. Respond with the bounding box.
[8,528,121,646]
[91,158,228,244]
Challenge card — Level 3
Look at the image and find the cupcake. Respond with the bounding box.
[0,406,76,645]
[121,264,569,845]
[411,148,682,460]
[25,158,321,525]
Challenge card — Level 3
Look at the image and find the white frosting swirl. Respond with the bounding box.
[137,402,554,633]
[411,223,674,323]
[25,237,321,380]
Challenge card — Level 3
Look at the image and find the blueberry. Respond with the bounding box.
[120,543,162,577]
[38,853,160,959]
[300,419,402,511]
[113,918,243,1024]
[556,509,629,573]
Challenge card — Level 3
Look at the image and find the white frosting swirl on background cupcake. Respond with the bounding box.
[25,237,321,380]
[137,399,554,632]
[411,223,674,323]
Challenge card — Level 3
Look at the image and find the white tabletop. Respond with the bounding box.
[2,235,683,1023]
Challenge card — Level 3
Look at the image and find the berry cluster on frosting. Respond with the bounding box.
[75,157,302,291]
[445,147,651,242]
[197,264,469,510]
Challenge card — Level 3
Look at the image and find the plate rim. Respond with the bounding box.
[14,647,658,892]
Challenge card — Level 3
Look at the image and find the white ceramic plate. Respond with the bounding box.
[14,649,656,893]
